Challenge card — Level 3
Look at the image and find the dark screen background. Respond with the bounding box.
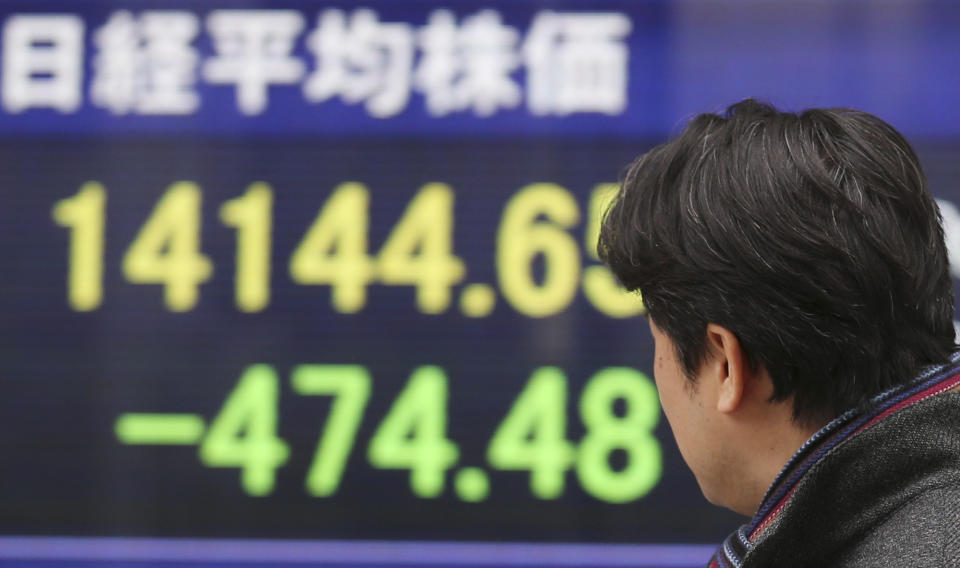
[2,139,959,543]
[0,139,743,542]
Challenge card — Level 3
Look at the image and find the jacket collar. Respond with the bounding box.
[710,351,960,568]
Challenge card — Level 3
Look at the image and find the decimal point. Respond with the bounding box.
[460,284,496,318]
[454,467,490,502]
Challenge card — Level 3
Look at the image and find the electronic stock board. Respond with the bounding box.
[1,1,959,567]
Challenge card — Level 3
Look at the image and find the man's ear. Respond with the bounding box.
[705,323,749,414]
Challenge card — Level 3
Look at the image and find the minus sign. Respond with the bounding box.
[115,413,206,445]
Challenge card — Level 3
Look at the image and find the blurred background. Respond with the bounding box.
[1,1,959,567]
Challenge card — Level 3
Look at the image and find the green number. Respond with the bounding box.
[576,368,662,503]
[367,366,459,498]
[487,367,575,499]
[292,365,371,497]
[199,365,290,496]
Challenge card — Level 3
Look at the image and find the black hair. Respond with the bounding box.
[599,99,956,425]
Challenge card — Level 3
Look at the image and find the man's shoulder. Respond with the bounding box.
[836,484,960,567]
[741,390,960,567]
[817,391,960,567]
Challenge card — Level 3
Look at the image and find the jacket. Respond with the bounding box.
[710,355,960,567]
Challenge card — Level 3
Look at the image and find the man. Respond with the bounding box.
[599,99,960,566]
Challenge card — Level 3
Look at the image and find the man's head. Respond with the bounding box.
[599,99,956,511]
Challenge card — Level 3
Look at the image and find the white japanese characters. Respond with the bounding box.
[304,9,414,118]
[3,14,84,113]
[524,11,632,116]
[91,11,200,115]
[204,10,306,115]
[1,8,632,118]
[416,10,521,117]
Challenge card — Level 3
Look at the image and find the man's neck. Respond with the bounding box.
[721,404,823,516]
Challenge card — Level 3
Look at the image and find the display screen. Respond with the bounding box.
[1,2,959,567]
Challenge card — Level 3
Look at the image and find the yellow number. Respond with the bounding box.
[122,182,212,311]
[52,182,106,311]
[582,183,645,318]
[220,183,272,312]
[497,183,580,317]
[378,183,465,314]
[289,183,375,313]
